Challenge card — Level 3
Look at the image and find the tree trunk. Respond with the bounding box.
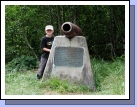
[62,6,65,22]
[48,5,52,24]
[110,6,116,58]
[73,5,76,24]
[24,31,39,61]
[56,5,62,35]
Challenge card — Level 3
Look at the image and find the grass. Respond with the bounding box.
[5,57,125,95]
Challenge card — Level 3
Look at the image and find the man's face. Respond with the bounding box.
[46,29,54,36]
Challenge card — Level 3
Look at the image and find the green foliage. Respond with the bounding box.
[92,55,125,91]
[38,77,90,94]
[6,55,38,72]
[114,54,125,62]
[5,58,125,95]
[5,5,125,63]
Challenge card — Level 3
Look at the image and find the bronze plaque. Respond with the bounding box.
[54,47,84,67]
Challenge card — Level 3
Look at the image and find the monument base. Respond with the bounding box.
[42,36,95,91]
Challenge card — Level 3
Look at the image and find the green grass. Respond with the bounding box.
[5,58,125,95]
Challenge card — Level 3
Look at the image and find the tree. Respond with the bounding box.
[5,5,125,63]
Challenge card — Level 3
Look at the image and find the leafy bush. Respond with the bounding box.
[6,55,38,72]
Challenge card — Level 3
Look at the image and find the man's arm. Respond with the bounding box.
[43,48,50,52]
[41,37,50,52]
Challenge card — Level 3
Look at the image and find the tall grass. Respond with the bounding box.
[92,57,125,95]
[5,57,125,95]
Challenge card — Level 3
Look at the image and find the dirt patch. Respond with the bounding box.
[33,69,38,73]
[44,91,60,95]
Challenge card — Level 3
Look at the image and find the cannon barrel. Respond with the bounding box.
[61,22,83,39]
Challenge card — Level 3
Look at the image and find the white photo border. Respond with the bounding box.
[1,1,129,99]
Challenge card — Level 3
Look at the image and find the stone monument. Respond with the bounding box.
[41,22,95,90]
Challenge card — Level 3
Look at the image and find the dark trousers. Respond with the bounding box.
[37,57,47,78]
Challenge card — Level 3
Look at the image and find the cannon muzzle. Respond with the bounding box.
[61,22,83,39]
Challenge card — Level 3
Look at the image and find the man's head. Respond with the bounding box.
[45,25,54,36]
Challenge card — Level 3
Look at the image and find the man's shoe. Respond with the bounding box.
[36,74,42,80]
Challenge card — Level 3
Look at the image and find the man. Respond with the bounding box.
[37,25,54,80]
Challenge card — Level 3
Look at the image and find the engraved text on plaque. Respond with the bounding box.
[54,47,84,67]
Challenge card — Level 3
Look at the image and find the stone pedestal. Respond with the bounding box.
[41,36,95,90]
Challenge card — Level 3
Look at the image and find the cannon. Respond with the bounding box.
[61,22,83,39]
